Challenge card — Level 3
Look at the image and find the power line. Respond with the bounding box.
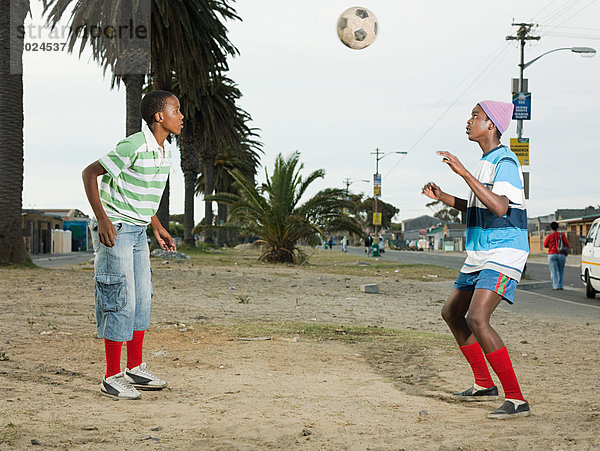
[537,0,586,28]
[530,0,562,22]
[539,0,598,36]
[381,42,509,151]
[381,43,513,180]
[544,31,600,40]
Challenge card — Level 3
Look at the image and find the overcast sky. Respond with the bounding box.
[21,0,600,224]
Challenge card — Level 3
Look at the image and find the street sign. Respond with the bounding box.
[510,138,529,166]
[373,212,382,225]
[373,173,381,198]
[512,92,531,120]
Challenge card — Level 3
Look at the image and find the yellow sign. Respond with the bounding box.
[373,212,382,225]
[373,185,381,198]
[510,138,529,166]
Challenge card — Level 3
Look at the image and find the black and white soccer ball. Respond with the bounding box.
[337,6,378,50]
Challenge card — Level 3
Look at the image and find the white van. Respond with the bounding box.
[581,218,600,298]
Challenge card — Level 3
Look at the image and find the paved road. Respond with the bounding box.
[31,252,94,269]
[347,247,600,320]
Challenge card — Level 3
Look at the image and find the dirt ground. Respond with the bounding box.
[1,248,599,450]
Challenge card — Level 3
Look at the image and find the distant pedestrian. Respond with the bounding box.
[328,237,334,250]
[342,235,348,252]
[543,222,570,290]
[364,235,372,255]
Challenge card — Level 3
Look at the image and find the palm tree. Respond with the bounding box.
[176,74,256,244]
[0,0,29,265]
[43,0,241,227]
[197,131,262,245]
[149,0,240,229]
[208,152,363,263]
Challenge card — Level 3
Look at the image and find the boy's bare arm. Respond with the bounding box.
[150,215,176,251]
[82,161,117,247]
[436,151,509,218]
[422,182,467,213]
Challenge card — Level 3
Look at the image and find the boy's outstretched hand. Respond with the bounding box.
[422,182,442,200]
[436,151,468,177]
[154,226,176,252]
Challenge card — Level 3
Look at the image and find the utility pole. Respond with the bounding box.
[343,178,352,197]
[370,148,383,237]
[506,22,540,138]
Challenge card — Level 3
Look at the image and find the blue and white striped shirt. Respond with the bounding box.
[461,145,529,281]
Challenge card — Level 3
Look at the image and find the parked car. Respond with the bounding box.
[581,218,600,298]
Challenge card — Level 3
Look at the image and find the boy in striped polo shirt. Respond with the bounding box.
[422,100,530,419]
[82,90,183,399]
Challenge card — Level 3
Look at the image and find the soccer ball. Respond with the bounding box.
[337,6,378,50]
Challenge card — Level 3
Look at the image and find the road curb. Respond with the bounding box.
[517,280,552,291]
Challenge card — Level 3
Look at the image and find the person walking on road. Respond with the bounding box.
[543,221,570,290]
[364,235,372,255]
[422,100,530,419]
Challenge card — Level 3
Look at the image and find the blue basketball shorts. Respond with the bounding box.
[454,269,518,304]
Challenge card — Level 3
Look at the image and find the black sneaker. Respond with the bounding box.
[488,400,531,419]
[100,372,141,400]
[452,385,499,402]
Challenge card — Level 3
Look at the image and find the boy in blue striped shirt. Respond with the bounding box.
[422,100,530,419]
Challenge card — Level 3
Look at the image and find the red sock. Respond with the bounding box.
[126,330,145,370]
[104,339,123,378]
[485,346,525,401]
[460,342,494,388]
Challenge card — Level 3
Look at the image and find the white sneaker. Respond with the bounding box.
[100,372,141,399]
[124,362,167,390]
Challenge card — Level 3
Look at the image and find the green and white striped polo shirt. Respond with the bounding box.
[98,124,171,226]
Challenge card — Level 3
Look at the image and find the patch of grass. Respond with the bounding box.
[176,247,458,281]
[177,242,220,253]
[303,251,458,280]
[236,295,250,304]
[0,352,9,361]
[0,423,21,446]
[183,248,261,267]
[188,321,452,347]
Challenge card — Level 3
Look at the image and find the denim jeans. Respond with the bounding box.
[90,220,152,342]
[548,253,566,289]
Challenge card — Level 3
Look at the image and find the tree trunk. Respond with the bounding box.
[203,156,215,243]
[217,202,227,246]
[152,67,173,238]
[0,0,29,265]
[156,179,170,230]
[179,130,200,247]
[123,74,144,135]
[183,171,197,246]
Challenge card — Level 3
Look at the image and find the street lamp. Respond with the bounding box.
[342,178,369,216]
[371,149,408,175]
[370,149,407,235]
[515,45,596,138]
[343,178,370,197]
[522,46,596,70]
